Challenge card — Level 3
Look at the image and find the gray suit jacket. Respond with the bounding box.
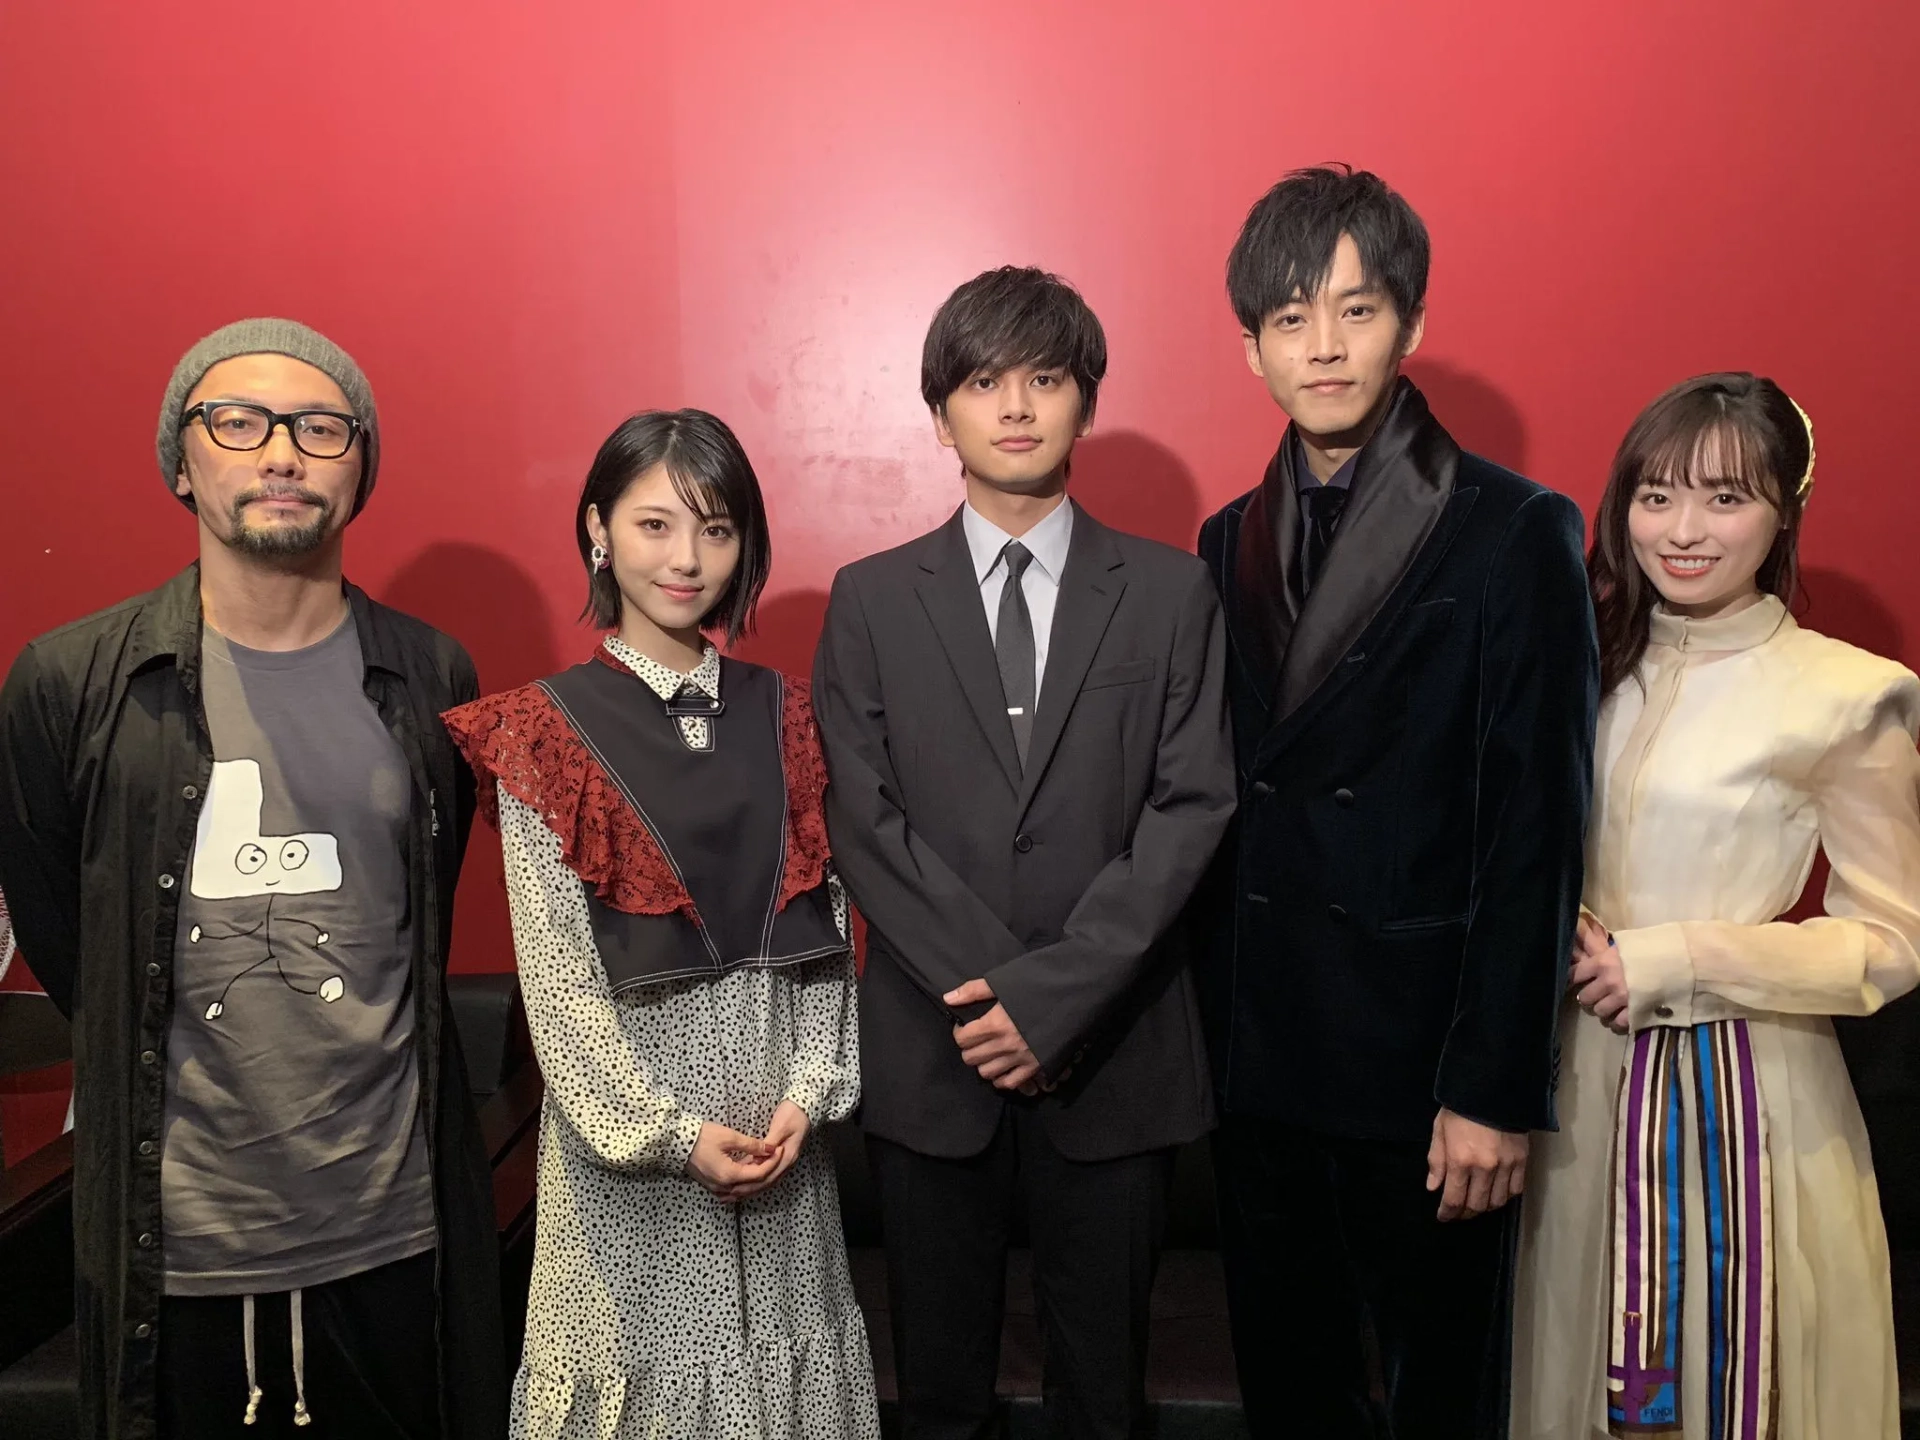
[813,505,1235,1161]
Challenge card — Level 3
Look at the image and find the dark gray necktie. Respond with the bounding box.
[995,541,1037,768]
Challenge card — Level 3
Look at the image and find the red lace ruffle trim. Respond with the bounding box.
[442,684,691,916]
[440,669,832,920]
[778,676,832,911]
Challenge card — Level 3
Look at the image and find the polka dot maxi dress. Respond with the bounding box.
[492,695,879,1434]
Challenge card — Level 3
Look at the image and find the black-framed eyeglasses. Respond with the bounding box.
[179,401,363,460]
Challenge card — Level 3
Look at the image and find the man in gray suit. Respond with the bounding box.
[814,266,1236,1440]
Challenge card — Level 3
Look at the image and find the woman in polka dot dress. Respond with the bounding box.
[445,410,879,1440]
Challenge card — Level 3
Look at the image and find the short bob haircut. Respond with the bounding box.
[575,408,771,646]
[1226,164,1430,335]
[920,266,1108,419]
[1589,372,1810,696]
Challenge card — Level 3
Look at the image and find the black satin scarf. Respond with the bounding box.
[1232,377,1461,723]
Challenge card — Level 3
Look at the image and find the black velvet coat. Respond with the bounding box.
[1194,380,1599,1142]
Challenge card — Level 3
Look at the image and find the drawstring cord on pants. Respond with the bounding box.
[242,1295,261,1425]
[240,1289,313,1427]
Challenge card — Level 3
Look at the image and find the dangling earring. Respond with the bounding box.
[590,544,609,571]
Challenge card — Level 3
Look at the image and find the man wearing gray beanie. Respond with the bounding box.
[0,319,506,1439]
[155,316,384,520]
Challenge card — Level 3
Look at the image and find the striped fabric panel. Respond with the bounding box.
[1610,1025,1684,1432]
[1607,1021,1776,1440]
[1693,1021,1776,1440]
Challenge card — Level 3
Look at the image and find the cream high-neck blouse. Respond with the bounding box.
[1513,595,1920,1440]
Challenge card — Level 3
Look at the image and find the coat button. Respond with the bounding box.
[138,1141,156,1157]
[137,1232,154,1249]
[181,784,198,801]
[134,1323,152,1339]
[146,963,162,978]
[1014,834,1034,853]
[1328,904,1349,923]
[1655,1005,1674,1019]
[141,1050,157,1066]
[1250,781,1272,798]
[1334,788,1355,808]
[157,874,175,890]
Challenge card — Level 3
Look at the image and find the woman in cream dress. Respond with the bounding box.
[1512,374,1920,1440]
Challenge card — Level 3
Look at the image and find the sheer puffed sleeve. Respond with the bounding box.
[1618,667,1920,1028]
[778,897,861,1128]
[499,784,705,1173]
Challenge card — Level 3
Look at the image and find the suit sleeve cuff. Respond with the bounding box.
[980,957,1082,1079]
[1437,1105,1529,1135]
[1617,922,1696,1029]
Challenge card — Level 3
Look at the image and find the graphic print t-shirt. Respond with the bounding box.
[161,618,434,1295]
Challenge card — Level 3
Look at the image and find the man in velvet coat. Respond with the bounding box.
[1194,167,1599,1438]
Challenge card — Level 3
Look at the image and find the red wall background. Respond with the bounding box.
[2,1,1916,1155]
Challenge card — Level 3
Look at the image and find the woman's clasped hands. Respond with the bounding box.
[685,1100,812,1203]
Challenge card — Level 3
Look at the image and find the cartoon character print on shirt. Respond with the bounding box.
[188,758,345,1019]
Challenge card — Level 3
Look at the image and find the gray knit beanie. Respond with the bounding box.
[157,318,380,515]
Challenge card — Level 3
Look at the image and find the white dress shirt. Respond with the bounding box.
[962,497,1075,701]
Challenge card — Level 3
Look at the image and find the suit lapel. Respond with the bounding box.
[1226,445,1297,719]
[913,509,1023,793]
[1018,511,1126,815]
[1216,504,1275,710]
[1272,379,1460,721]
[1251,484,1477,777]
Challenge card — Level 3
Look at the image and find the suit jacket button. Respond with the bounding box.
[1334,788,1355,808]
[1014,834,1034,853]
[1328,904,1348,923]
[1250,781,1272,798]
[1655,1004,1674,1019]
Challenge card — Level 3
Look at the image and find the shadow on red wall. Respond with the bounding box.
[734,588,832,680]
[1072,430,1205,553]
[378,542,563,695]
[378,543,563,974]
[1800,567,1905,661]
[1404,360,1529,475]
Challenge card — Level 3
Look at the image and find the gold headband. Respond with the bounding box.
[1788,394,1815,502]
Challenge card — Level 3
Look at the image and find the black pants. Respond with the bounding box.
[869,1111,1175,1440]
[1212,1115,1515,1440]
[157,1248,440,1440]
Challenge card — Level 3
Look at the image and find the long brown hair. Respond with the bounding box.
[1589,372,1810,697]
